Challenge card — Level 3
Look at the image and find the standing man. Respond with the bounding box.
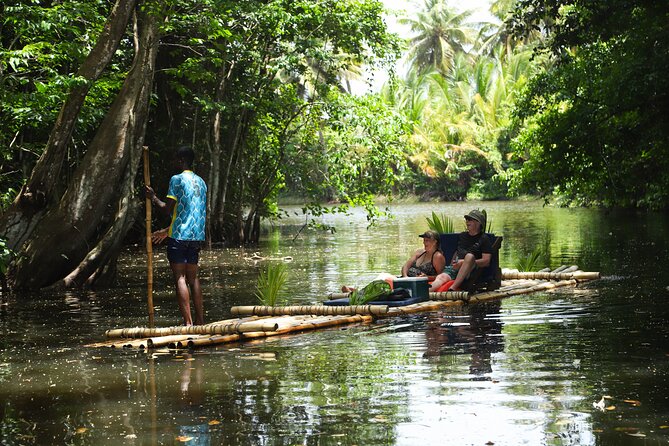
[145,146,207,326]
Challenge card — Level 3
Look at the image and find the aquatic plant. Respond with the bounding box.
[426,211,454,233]
[515,248,546,272]
[255,263,288,306]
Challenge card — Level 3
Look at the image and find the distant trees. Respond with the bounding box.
[384,0,541,200]
[506,0,669,209]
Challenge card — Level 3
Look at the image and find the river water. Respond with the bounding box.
[1,201,668,445]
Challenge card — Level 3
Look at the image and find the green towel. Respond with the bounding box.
[349,280,392,305]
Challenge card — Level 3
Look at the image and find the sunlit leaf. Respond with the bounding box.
[176,436,193,442]
[208,420,221,425]
[75,427,87,434]
[605,405,616,411]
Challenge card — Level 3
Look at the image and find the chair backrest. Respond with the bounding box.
[439,232,501,282]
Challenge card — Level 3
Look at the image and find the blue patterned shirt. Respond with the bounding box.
[166,170,207,241]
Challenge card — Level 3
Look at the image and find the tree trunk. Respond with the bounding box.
[213,109,251,242]
[0,0,138,252]
[206,61,234,245]
[8,6,161,290]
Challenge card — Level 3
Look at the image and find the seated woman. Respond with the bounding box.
[430,210,492,292]
[343,230,446,292]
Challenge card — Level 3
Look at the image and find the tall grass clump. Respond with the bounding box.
[426,211,454,233]
[515,248,546,272]
[255,263,288,306]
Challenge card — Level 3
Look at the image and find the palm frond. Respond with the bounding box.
[426,211,453,233]
[515,248,546,272]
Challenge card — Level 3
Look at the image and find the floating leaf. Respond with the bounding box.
[623,399,641,406]
[176,436,193,442]
[605,405,616,411]
[626,432,646,437]
[75,428,87,434]
[614,427,639,433]
[659,425,669,429]
[208,420,221,425]
[593,397,606,411]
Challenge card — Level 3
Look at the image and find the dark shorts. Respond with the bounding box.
[166,238,202,265]
[443,264,477,279]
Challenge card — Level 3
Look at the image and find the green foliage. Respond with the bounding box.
[508,0,669,209]
[0,1,131,202]
[348,280,391,305]
[515,248,546,272]
[255,262,289,306]
[283,91,408,227]
[146,0,402,242]
[382,0,542,201]
[426,211,453,233]
[0,238,14,276]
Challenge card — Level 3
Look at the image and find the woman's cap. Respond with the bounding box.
[418,230,439,240]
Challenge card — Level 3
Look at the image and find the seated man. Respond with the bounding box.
[431,210,492,291]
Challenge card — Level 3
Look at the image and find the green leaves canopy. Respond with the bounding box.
[508,0,669,209]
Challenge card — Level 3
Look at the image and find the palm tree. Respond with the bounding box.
[399,0,477,77]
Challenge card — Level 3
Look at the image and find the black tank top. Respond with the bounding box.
[407,251,438,276]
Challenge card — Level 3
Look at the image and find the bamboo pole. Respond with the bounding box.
[186,315,374,348]
[551,265,570,274]
[143,146,154,328]
[501,271,600,281]
[146,335,195,349]
[327,292,351,299]
[105,320,279,339]
[386,299,464,315]
[428,291,470,301]
[230,305,389,317]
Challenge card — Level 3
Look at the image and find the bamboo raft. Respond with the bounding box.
[86,265,600,350]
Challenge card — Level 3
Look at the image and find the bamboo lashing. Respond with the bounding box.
[105,320,279,339]
[230,305,389,317]
[143,146,154,327]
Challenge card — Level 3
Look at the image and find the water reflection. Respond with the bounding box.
[175,354,210,445]
[424,302,504,380]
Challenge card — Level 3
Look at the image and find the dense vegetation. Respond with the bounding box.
[506,0,669,209]
[0,0,667,289]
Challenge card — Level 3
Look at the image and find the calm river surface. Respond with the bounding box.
[1,201,668,445]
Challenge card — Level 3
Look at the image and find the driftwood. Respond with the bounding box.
[104,320,278,339]
[230,305,389,317]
